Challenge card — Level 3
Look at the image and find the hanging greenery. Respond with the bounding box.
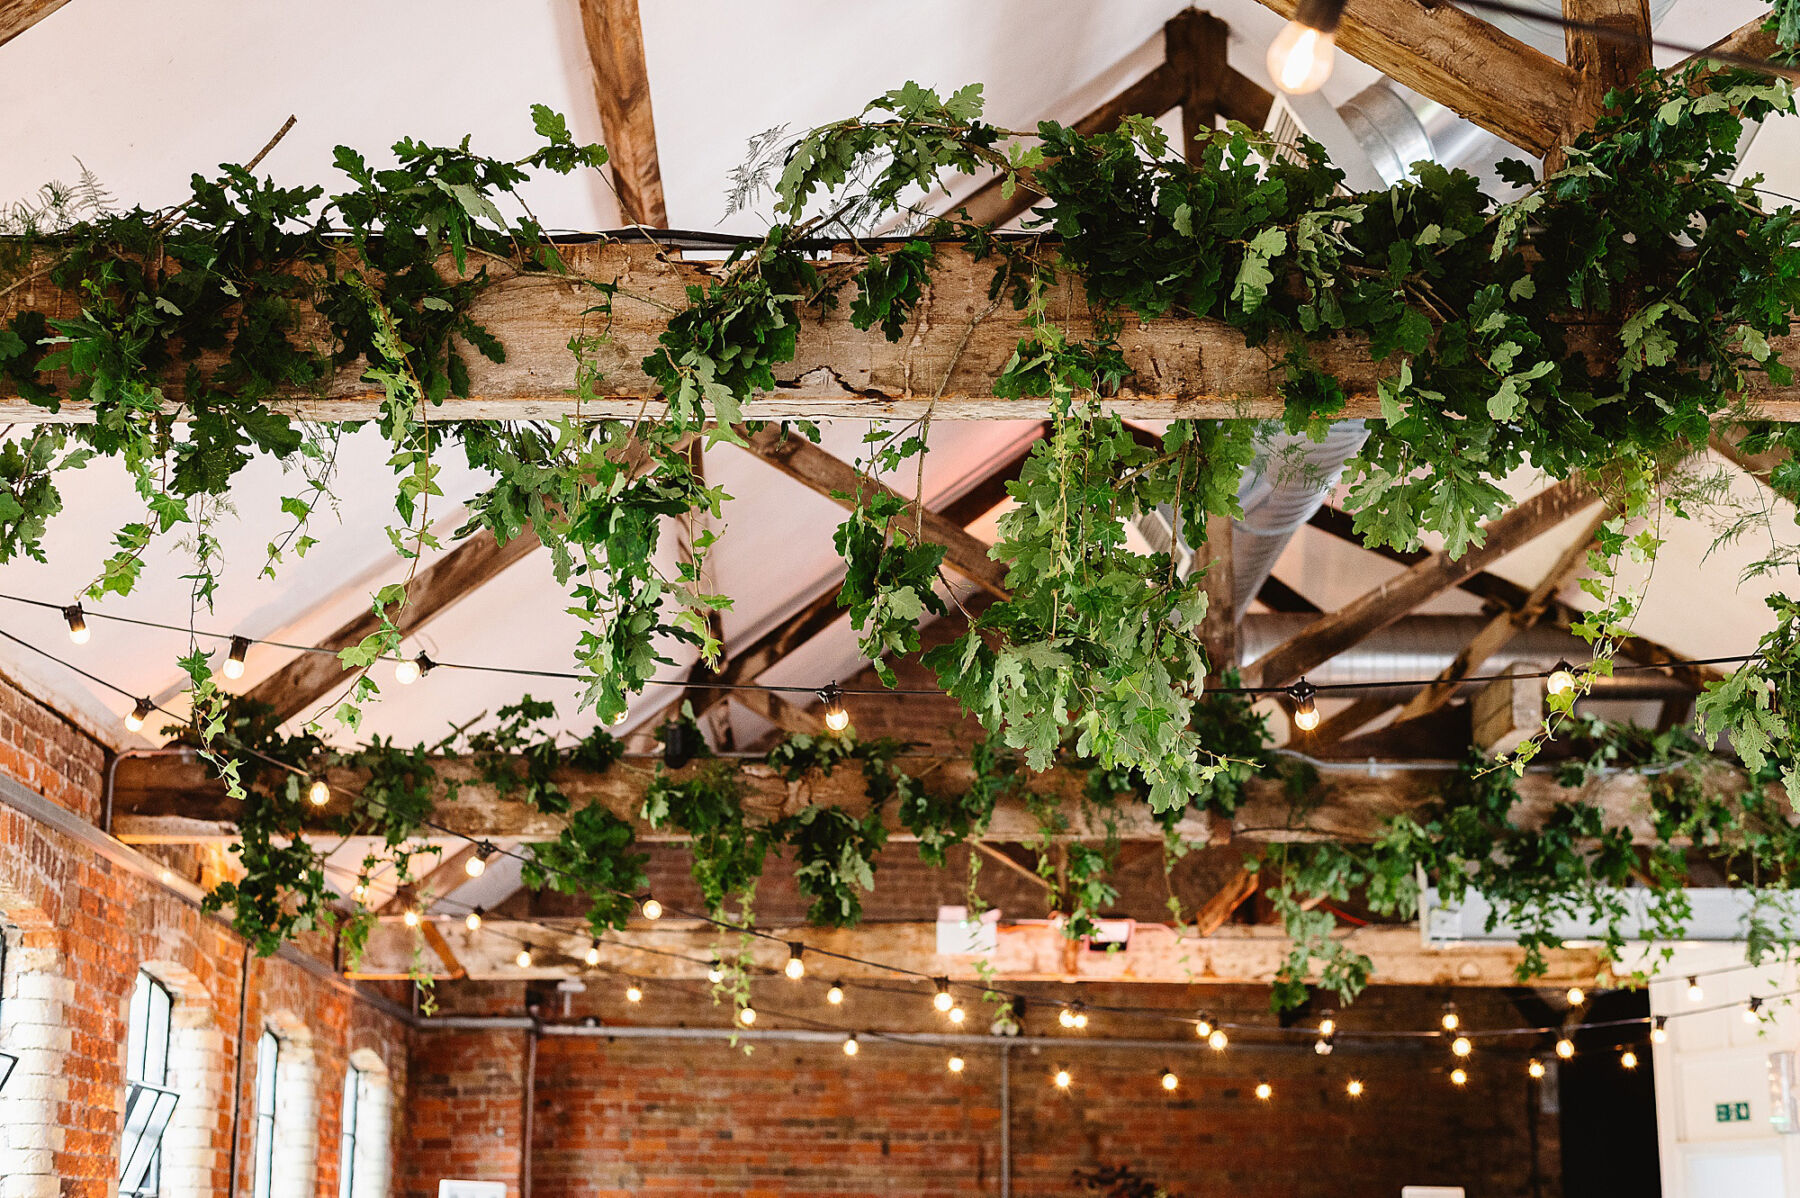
[5,23,1800,1007]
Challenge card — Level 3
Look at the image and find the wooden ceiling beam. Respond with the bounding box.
[15,243,1800,422]
[1551,0,1653,171]
[377,842,482,916]
[347,916,1605,986]
[0,0,72,48]
[1244,480,1598,690]
[1252,0,1577,154]
[110,748,1739,847]
[577,0,669,227]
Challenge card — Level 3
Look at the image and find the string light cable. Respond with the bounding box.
[5,621,1786,1054]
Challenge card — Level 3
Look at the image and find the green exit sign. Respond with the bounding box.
[1715,1102,1753,1123]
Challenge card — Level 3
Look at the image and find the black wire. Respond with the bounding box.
[1445,0,1795,77]
[5,621,1787,1046]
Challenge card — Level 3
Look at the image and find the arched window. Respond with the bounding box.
[0,932,14,1093]
[339,1049,391,1198]
[252,1030,280,1198]
[338,1062,364,1198]
[121,971,179,1197]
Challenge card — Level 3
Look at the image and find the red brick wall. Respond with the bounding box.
[400,986,1562,1198]
[0,668,409,1197]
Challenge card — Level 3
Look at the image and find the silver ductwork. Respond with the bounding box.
[1240,614,1691,700]
[1231,421,1369,619]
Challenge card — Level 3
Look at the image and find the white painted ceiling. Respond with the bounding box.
[0,0,1792,756]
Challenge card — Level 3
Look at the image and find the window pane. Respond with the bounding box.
[339,1065,361,1198]
[252,1032,280,1198]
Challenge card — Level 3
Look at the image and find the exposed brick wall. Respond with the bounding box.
[401,984,1563,1198]
[0,669,408,1197]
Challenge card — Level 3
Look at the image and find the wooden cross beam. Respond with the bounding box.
[0,0,71,48]
[577,0,669,227]
[346,915,1606,986]
[11,243,1800,422]
[1242,479,1598,690]
[108,748,1742,847]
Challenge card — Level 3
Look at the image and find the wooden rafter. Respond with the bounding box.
[1243,479,1598,690]
[347,916,1603,986]
[244,527,541,724]
[1252,0,1578,154]
[377,842,482,916]
[739,425,1011,597]
[1304,504,1727,690]
[109,748,1747,846]
[577,0,669,227]
[1192,867,1260,936]
[14,243,1800,422]
[1310,502,1610,744]
[1554,0,1653,169]
[955,10,1273,228]
[0,0,71,48]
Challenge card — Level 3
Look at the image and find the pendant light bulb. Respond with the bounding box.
[1319,1011,1337,1038]
[1566,986,1586,1007]
[465,908,484,932]
[1440,1003,1459,1032]
[395,652,433,686]
[1547,659,1578,696]
[1620,1049,1639,1070]
[1054,1068,1073,1090]
[1160,1068,1180,1092]
[1555,1037,1575,1060]
[625,983,643,1004]
[586,940,601,967]
[1651,1015,1668,1044]
[223,635,250,680]
[1687,975,1704,1002]
[1345,1079,1364,1098]
[64,604,90,645]
[1208,1028,1228,1051]
[1288,678,1321,732]
[1450,1067,1469,1087]
[826,982,845,1005]
[466,844,492,877]
[1195,1013,1215,1039]
[1266,0,1343,94]
[842,1033,859,1057]
[1255,1080,1274,1101]
[820,682,850,733]
[402,908,421,928]
[307,777,330,806]
[1451,1035,1472,1058]
[948,1005,967,1026]
[934,978,954,1013]
[948,1055,967,1074]
[738,1005,756,1026]
[516,943,534,969]
[1745,997,1764,1024]
[125,697,154,732]
[708,959,725,985]
[1529,1058,1547,1079]
[640,896,662,921]
[785,943,806,980]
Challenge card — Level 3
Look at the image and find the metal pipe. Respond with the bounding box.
[102,745,193,835]
[521,1024,538,1198]
[519,1022,1432,1054]
[1000,1042,1012,1198]
[225,942,252,1198]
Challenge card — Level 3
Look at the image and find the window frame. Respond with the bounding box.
[338,1062,362,1198]
[252,1029,281,1198]
[120,971,176,1198]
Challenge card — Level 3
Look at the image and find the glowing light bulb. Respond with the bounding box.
[1566,987,1586,1007]
[516,944,534,969]
[1255,1081,1273,1101]
[1450,1068,1468,1087]
[1208,1029,1228,1051]
[785,945,806,980]
[1319,1013,1337,1038]
[1745,997,1764,1024]
[1620,1050,1639,1070]
[125,698,153,732]
[1440,1005,1460,1032]
[820,682,850,733]
[1529,1058,1547,1079]
[1160,1069,1180,1092]
[1314,1037,1334,1056]
[1451,1036,1472,1058]
[625,984,643,1004]
[223,635,250,680]
[353,878,369,903]
[842,1034,859,1057]
[586,940,601,967]
[1073,1010,1089,1030]
[827,982,845,1005]
[1288,678,1320,732]
[1687,976,1704,1003]
[1345,1079,1364,1098]
[308,778,330,806]
[641,897,663,921]
[466,845,491,878]
[1267,10,1339,95]
[1054,1069,1072,1090]
[465,908,484,932]
[935,980,955,1013]
[1651,1016,1668,1044]
[1547,660,1577,696]
[64,605,89,645]
[1555,1037,1575,1060]
[393,656,421,686]
[948,1055,966,1074]
[948,1006,967,1026]
[708,959,724,985]
[402,909,421,929]
[1195,1014,1215,1039]
[738,1006,756,1026]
